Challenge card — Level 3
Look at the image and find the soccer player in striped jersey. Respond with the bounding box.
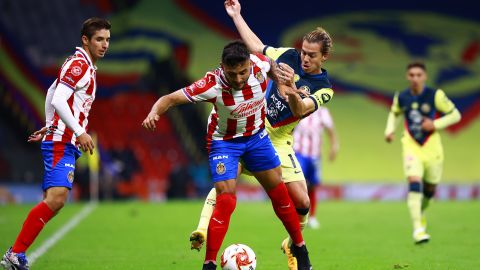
[190,1,333,269]
[142,40,313,270]
[384,62,461,244]
[1,18,110,270]
[293,107,339,229]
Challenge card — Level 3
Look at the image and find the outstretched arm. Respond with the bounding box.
[225,0,265,54]
[142,90,190,131]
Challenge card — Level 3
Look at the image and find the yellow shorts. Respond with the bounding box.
[269,134,305,183]
[401,134,444,184]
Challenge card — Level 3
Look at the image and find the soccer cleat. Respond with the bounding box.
[280,238,297,270]
[413,228,430,245]
[190,229,207,251]
[290,244,313,270]
[1,248,30,270]
[202,261,217,270]
[307,216,320,229]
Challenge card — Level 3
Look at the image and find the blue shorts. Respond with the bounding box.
[41,141,82,191]
[295,152,321,186]
[209,129,280,182]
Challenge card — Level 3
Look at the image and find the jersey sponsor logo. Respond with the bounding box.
[212,155,229,160]
[216,162,226,175]
[255,71,265,83]
[71,66,83,76]
[231,99,264,118]
[321,93,331,104]
[67,170,75,183]
[64,163,75,168]
[63,76,75,84]
[195,79,206,89]
[266,93,288,120]
[83,97,94,116]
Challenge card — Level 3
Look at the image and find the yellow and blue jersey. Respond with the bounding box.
[392,87,456,145]
[263,46,333,140]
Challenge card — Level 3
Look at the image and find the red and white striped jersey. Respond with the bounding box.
[293,107,333,158]
[44,47,97,145]
[182,54,270,145]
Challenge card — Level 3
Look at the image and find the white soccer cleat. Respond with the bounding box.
[413,228,430,245]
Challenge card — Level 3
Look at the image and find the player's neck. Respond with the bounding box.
[410,85,424,95]
[82,45,97,65]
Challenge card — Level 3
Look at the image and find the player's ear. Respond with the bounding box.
[321,53,329,62]
[81,35,89,46]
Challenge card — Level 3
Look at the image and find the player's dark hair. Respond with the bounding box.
[407,61,426,71]
[303,27,333,56]
[221,40,250,67]
[81,17,111,40]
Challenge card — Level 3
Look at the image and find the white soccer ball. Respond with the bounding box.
[220,244,256,270]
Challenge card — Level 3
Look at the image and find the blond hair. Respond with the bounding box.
[303,27,333,56]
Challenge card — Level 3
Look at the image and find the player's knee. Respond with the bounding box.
[423,187,435,199]
[296,207,310,216]
[44,197,65,212]
[408,181,422,193]
[294,197,310,210]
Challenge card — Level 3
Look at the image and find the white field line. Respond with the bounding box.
[29,203,97,265]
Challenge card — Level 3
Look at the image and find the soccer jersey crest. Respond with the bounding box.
[255,71,265,83]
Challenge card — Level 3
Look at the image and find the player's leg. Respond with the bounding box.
[2,142,78,270]
[403,142,429,244]
[421,148,443,232]
[190,188,216,251]
[243,131,312,270]
[202,140,242,269]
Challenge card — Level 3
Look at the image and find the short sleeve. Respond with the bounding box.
[59,59,89,90]
[434,89,456,114]
[252,53,271,73]
[182,73,218,103]
[263,46,293,61]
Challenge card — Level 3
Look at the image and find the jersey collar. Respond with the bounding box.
[75,47,97,70]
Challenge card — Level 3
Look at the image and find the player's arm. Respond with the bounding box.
[142,90,191,131]
[384,92,402,143]
[423,89,461,131]
[28,81,57,143]
[225,0,264,54]
[323,109,339,161]
[51,82,94,153]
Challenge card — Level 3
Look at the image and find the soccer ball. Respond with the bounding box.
[220,244,256,270]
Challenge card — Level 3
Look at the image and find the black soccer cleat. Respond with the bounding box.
[202,261,217,270]
[290,244,313,270]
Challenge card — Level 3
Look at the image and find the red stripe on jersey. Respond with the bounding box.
[61,95,76,143]
[206,112,219,153]
[223,118,237,140]
[52,141,66,169]
[187,73,217,97]
[222,91,235,106]
[86,73,95,95]
[60,59,89,89]
[242,83,254,101]
[254,53,269,63]
[243,114,256,136]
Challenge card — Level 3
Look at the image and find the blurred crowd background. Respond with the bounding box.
[0,0,479,203]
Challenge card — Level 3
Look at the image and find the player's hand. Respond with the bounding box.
[224,0,241,18]
[27,126,48,143]
[329,144,339,162]
[278,63,295,87]
[77,133,94,154]
[421,117,435,132]
[142,112,160,131]
[385,133,394,143]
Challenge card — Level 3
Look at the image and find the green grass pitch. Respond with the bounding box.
[1,201,479,269]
